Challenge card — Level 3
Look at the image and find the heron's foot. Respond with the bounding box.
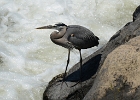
[56,78,69,87]
[61,80,68,87]
[61,73,69,87]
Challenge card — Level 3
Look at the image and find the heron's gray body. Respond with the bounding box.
[36,23,99,85]
[50,25,99,50]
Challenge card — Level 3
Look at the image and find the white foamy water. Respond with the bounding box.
[0,0,139,99]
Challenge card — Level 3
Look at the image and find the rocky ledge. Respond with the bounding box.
[43,5,140,100]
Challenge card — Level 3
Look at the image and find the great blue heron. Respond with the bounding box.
[36,23,99,85]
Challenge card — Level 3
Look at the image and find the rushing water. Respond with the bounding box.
[0,0,139,100]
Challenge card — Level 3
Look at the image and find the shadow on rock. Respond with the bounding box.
[64,54,102,82]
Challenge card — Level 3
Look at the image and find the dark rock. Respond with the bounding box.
[43,5,140,100]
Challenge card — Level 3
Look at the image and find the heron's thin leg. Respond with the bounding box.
[79,49,82,82]
[79,50,84,96]
[61,49,70,87]
[71,49,84,95]
[71,49,83,87]
[63,49,70,80]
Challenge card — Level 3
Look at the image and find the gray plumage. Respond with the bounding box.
[66,25,99,49]
[36,23,99,85]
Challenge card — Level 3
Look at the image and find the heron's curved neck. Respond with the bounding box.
[50,26,67,39]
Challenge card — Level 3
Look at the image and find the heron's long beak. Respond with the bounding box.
[36,25,56,29]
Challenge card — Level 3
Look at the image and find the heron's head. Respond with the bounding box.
[36,22,67,31]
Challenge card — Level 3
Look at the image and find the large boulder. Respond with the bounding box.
[84,36,140,100]
[43,5,140,100]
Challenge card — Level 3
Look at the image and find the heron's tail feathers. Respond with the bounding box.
[95,36,99,40]
[94,36,99,46]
